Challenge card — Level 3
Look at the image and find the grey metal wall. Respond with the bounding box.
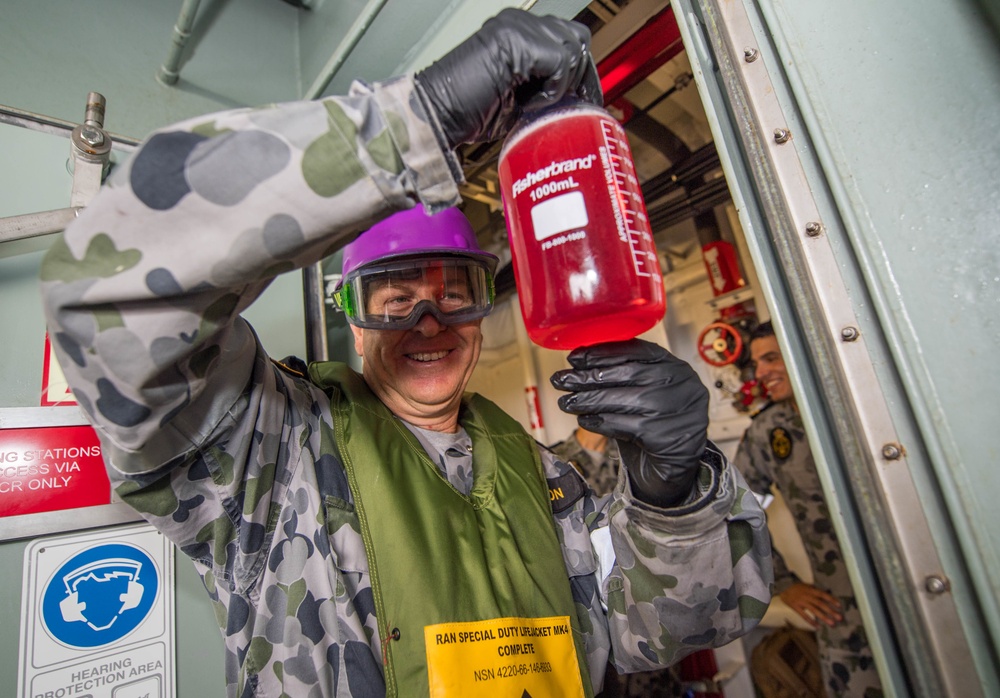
[0,0,300,140]
[0,0,576,141]
[673,0,1000,693]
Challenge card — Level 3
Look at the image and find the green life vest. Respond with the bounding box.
[310,362,592,697]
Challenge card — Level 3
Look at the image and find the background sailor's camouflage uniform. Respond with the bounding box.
[40,75,772,697]
[734,401,882,697]
[552,431,683,698]
[552,430,622,499]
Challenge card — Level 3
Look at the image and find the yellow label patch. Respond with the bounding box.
[770,427,793,460]
[424,616,584,697]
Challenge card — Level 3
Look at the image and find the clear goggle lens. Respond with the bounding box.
[333,257,495,330]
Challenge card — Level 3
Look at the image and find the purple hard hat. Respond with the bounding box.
[341,204,498,279]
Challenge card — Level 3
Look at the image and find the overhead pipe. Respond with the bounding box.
[0,208,81,244]
[302,262,329,363]
[158,0,204,86]
[596,6,683,105]
[304,0,390,99]
[0,103,138,148]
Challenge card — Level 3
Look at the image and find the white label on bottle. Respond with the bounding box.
[531,191,589,241]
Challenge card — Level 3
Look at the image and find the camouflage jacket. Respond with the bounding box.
[733,403,883,695]
[733,401,875,658]
[40,76,771,697]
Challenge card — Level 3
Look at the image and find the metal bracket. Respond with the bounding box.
[0,92,113,244]
[69,92,113,207]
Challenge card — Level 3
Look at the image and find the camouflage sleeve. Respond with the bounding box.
[40,75,457,458]
[598,442,773,672]
[38,77,460,549]
[766,539,799,595]
[732,429,774,496]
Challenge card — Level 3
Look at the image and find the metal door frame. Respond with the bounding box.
[672,0,993,694]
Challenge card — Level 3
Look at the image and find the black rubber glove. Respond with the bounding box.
[415,8,602,149]
[550,339,710,508]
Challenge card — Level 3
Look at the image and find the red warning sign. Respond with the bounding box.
[0,425,110,517]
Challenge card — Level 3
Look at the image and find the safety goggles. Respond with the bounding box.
[333,257,495,330]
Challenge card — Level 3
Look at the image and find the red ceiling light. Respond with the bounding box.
[596,6,684,106]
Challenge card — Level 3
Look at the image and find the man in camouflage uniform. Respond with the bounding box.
[40,9,771,697]
[734,322,882,697]
[552,427,683,698]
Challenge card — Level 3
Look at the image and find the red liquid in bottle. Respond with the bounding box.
[497,101,665,350]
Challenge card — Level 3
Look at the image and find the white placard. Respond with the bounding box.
[19,523,175,698]
[531,190,589,241]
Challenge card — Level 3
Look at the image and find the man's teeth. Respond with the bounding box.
[410,350,448,362]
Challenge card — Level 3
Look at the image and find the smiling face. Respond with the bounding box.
[750,335,794,403]
[350,266,483,432]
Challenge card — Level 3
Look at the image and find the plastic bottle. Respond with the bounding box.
[497,99,665,350]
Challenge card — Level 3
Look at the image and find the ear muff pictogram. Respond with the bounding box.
[58,579,145,622]
[119,579,144,612]
[59,592,87,623]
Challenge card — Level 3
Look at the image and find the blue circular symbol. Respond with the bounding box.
[41,542,159,648]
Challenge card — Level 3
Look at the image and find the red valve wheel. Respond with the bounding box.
[697,322,744,367]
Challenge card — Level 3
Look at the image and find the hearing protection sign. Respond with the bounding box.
[18,524,175,698]
[424,615,585,697]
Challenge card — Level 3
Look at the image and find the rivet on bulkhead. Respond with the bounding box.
[840,326,859,342]
[925,575,950,595]
[881,443,902,460]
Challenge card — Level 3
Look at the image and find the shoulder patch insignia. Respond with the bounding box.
[770,426,793,460]
[546,472,586,514]
[271,355,308,378]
